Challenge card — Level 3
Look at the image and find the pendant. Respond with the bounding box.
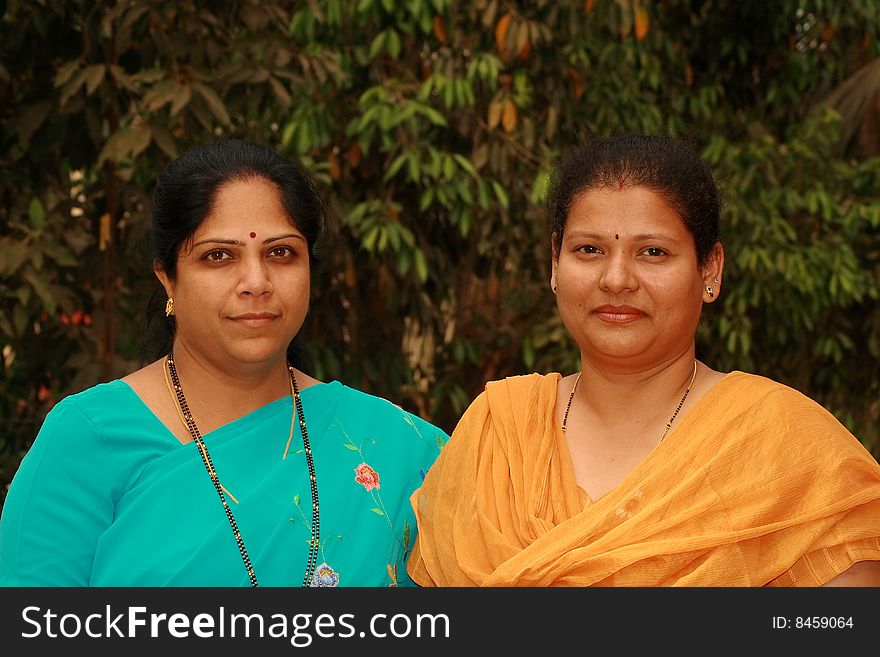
[310,562,340,587]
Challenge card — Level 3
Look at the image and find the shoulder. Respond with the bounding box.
[719,371,846,424]
[330,382,448,441]
[27,379,166,473]
[484,372,558,394]
[713,371,873,460]
[45,380,144,434]
[482,372,561,415]
[6,382,137,519]
[442,372,561,441]
[721,370,800,395]
[39,380,133,432]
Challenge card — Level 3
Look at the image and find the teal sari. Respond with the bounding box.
[0,379,445,586]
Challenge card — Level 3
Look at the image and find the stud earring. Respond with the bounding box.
[165,297,174,317]
[706,286,714,298]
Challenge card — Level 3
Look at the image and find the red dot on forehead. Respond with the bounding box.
[249,232,256,239]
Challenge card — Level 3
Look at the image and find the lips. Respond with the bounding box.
[229,312,278,327]
[592,305,644,323]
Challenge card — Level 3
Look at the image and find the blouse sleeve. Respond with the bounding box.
[0,399,119,586]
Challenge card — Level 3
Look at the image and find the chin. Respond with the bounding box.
[227,342,290,365]
[583,339,649,361]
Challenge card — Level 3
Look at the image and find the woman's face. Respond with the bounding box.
[550,185,722,371]
[156,177,310,371]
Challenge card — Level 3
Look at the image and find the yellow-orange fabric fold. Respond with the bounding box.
[408,372,880,586]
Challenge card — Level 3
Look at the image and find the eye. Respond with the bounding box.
[268,245,296,258]
[203,249,232,262]
[575,244,602,255]
[643,246,667,257]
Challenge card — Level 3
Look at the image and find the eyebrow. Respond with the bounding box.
[565,231,675,242]
[191,233,306,248]
[564,231,605,241]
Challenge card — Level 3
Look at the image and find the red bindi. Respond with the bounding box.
[249,232,256,239]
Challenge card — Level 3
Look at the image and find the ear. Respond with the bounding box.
[701,242,724,303]
[154,261,174,298]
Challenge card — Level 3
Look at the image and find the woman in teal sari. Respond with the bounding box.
[0,140,446,586]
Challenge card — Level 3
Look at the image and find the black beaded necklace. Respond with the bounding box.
[562,360,698,442]
[165,353,320,587]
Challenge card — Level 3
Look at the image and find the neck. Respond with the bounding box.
[168,343,291,432]
[574,353,698,423]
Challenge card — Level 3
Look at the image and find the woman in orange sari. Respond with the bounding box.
[408,134,880,587]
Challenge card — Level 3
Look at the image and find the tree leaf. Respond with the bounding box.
[22,267,57,315]
[142,79,176,112]
[634,7,649,41]
[150,124,178,158]
[516,21,529,56]
[414,249,428,283]
[0,240,29,276]
[11,101,51,145]
[487,100,504,130]
[53,60,80,88]
[28,198,46,230]
[269,76,292,109]
[63,229,94,255]
[108,64,137,92]
[98,122,152,165]
[169,83,192,117]
[83,64,106,96]
[453,153,477,178]
[495,14,511,58]
[58,67,90,107]
[193,82,231,125]
[42,241,78,268]
[368,32,387,60]
[433,15,447,45]
[386,30,402,59]
[501,99,517,133]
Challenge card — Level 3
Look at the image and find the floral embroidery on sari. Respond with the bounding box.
[290,494,341,586]
[311,562,340,587]
[337,417,417,586]
[354,462,380,491]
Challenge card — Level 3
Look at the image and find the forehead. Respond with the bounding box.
[566,186,685,233]
[195,178,297,236]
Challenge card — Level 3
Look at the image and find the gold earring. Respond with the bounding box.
[706,285,714,298]
[165,297,174,317]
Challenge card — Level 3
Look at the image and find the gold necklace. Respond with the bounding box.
[562,360,698,443]
[164,353,320,587]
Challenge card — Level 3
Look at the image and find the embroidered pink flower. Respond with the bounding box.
[354,463,381,491]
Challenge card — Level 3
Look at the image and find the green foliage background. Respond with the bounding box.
[2,0,879,507]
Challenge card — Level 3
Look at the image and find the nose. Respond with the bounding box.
[236,257,273,296]
[598,252,638,293]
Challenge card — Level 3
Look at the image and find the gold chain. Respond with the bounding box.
[562,360,698,444]
[164,353,320,587]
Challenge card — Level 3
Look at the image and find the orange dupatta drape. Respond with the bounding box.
[408,372,880,586]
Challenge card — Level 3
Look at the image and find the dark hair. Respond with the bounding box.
[142,139,328,374]
[548,134,721,265]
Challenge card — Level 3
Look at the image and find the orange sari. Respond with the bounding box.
[408,372,880,586]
